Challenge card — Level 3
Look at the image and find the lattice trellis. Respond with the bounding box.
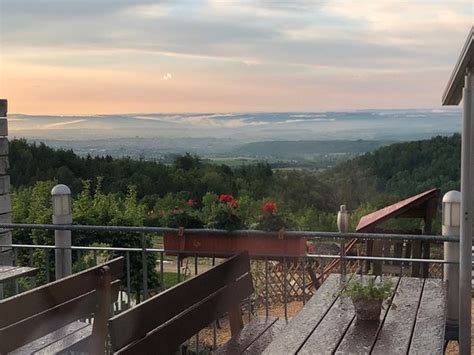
[248,258,362,307]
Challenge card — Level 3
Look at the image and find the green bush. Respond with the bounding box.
[344,276,393,302]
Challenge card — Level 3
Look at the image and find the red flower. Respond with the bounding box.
[219,194,235,203]
[231,200,239,208]
[187,199,194,207]
[263,202,277,213]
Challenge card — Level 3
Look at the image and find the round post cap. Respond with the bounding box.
[51,184,71,196]
[442,190,461,204]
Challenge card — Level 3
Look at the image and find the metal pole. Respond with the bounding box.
[141,233,148,300]
[51,184,72,280]
[459,69,473,354]
[126,251,131,308]
[442,191,461,340]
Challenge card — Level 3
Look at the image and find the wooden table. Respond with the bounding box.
[0,266,37,284]
[263,273,446,355]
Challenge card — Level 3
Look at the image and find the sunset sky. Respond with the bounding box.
[0,0,472,115]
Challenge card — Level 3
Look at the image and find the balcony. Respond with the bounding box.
[0,222,456,354]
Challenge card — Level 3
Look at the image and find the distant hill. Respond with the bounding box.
[232,140,393,158]
[320,134,461,209]
[9,134,462,218]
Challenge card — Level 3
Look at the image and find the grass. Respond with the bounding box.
[162,272,180,288]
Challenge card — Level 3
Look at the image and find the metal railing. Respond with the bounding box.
[0,222,460,352]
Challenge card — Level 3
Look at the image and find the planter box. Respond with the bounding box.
[163,232,307,259]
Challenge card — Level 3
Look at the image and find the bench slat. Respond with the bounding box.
[0,257,124,328]
[0,278,121,353]
[0,291,96,353]
[0,282,119,353]
[109,252,251,352]
[10,322,91,355]
[119,273,254,355]
[213,317,279,354]
[34,325,92,355]
[409,279,446,354]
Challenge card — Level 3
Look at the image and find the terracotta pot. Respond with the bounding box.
[352,298,383,321]
[163,232,307,259]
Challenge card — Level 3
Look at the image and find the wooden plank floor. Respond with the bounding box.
[262,274,446,355]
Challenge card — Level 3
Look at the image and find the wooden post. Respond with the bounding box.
[91,265,112,354]
[228,304,244,336]
[365,240,373,273]
[421,211,433,278]
[372,240,383,275]
[411,241,421,277]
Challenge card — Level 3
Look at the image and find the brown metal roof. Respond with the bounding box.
[356,188,440,232]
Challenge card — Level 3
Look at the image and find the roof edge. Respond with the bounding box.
[442,27,474,106]
[355,188,440,232]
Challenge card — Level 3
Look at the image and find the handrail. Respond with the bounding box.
[0,223,457,242]
[1,244,456,264]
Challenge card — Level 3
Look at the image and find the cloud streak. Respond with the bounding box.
[0,0,472,114]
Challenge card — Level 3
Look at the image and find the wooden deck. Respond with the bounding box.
[263,274,446,354]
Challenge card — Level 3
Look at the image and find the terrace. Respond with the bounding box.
[0,26,473,354]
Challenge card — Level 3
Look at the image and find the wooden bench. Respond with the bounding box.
[0,257,124,354]
[108,251,285,354]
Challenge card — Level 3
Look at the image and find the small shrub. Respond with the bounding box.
[204,194,244,230]
[160,199,203,228]
[344,276,393,302]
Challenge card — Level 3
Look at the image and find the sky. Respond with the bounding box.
[0,0,472,115]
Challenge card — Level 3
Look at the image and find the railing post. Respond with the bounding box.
[337,205,349,280]
[442,190,461,340]
[51,184,72,280]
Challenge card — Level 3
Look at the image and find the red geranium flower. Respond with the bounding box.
[219,194,234,203]
[231,200,239,208]
[263,202,277,213]
[187,199,194,207]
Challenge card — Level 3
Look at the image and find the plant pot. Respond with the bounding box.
[163,231,307,259]
[352,298,383,321]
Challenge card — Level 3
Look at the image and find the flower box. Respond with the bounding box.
[163,231,307,259]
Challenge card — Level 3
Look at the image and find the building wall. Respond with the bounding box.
[0,100,12,266]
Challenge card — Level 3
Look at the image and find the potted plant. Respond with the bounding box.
[163,196,307,259]
[205,194,244,230]
[254,202,289,231]
[344,276,393,321]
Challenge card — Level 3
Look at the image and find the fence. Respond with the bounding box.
[0,223,456,301]
[0,222,460,352]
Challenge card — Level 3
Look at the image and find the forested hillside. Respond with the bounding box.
[320,134,461,209]
[10,134,461,233]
